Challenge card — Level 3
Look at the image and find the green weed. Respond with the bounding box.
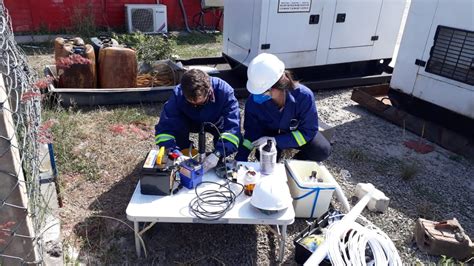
[438,255,463,266]
[69,2,97,38]
[347,147,368,162]
[448,154,463,162]
[175,32,222,45]
[113,32,176,63]
[172,32,223,59]
[415,200,438,220]
[399,161,419,180]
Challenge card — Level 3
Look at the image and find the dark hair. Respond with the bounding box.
[180,69,211,100]
[272,70,298,91]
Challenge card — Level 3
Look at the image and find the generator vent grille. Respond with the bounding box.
[426,26,474,85]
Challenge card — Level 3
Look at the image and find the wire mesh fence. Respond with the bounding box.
[1,2,47,264]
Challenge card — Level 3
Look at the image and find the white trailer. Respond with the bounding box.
[390,0,474,119]
[222,0,406,70]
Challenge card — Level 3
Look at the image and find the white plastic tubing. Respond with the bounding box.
[304,190,402,266]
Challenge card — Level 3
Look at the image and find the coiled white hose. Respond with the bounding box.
[325,216,402,266]
[305,189,402,265]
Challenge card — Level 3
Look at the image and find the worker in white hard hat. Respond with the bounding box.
[235,53,331,162]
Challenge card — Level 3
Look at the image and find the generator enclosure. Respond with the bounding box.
[390,0,474,119]
[223,0,406,69]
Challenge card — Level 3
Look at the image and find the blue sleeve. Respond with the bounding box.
[275,90,318,149]
[215,79,241,156]
[235,98,263,161]
[154,90,188,149]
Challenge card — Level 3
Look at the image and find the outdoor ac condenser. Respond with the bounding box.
[390,0,474,119]
[223,0,406,69]
[125,4,167,34]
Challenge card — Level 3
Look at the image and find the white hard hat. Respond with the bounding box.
[250,177,292,214]
[246,53,285,95]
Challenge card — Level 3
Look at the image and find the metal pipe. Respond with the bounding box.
[198,123,206,162]
[178,0,192,33]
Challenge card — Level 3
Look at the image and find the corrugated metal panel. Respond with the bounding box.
[4,0,222,32]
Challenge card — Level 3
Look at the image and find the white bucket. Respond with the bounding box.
[285,160,337,218]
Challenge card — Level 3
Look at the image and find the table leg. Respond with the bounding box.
[134,221,141,257]
[278,224,287,262]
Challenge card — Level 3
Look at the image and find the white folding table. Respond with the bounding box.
[126,162,295,261]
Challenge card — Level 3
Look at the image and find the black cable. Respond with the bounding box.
[188,121,244,220]
[228,49,251,72]
[189,181,243,220]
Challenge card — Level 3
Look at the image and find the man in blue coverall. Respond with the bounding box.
[154,69,241,172]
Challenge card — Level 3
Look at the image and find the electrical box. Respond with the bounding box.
[125,4,167,34]
[223,0,406,69]
[390,0,474,119]
[201,0,224,9]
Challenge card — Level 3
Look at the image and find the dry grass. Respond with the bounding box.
[29,32,224,263]
[42,104,162,263]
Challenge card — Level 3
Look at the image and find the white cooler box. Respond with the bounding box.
[285,160,337,218]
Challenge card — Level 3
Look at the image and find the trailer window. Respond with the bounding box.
[426,26,474,86]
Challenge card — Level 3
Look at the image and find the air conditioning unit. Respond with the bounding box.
[125,4,167,34]
[202,0,224,9]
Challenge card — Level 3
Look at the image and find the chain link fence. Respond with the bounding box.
[1,2,47,264]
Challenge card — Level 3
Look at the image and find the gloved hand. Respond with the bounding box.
[202,152,220,173]
[174,155,190,166]
[252,136,276,148]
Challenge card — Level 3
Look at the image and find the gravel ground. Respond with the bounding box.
[57,90,472,265]
[130,89,473,265]
[25,50,473,263]
[315,88,473,263]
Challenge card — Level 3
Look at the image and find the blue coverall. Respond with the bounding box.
[155,77,241,156]
[236,84,330,161]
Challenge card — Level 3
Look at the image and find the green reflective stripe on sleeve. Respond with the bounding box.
[155,133,175,144]
[220,132,240,148]
[291,130,307,146]
[155,133,175,140]
[243,139,253,150]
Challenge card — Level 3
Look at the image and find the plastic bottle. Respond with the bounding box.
[244,168,258,196]
[259,139,277,175]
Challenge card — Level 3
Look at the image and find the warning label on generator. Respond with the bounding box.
[278,0,311,13]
